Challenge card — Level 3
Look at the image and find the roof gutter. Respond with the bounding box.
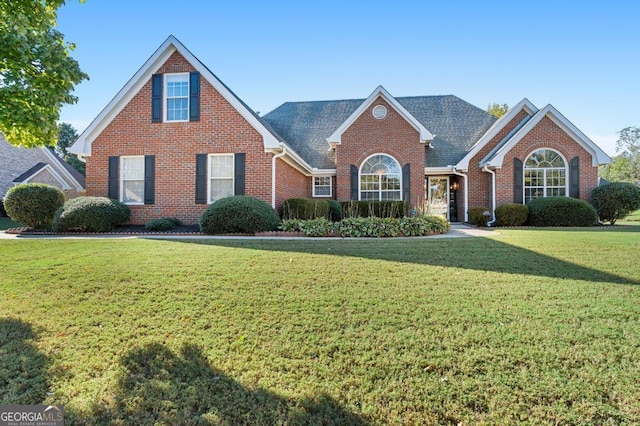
[271,144,287,209]
[482,165,497,226]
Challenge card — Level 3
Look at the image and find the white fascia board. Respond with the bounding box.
[326,85,434,145]
[455,98,538,170]
[40,147,84,190]
[424,166,457,175]
[69,35,280,156]
[486,104,612,168]
[311,168,337,176]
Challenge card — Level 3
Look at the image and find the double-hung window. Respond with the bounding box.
[313,176,332,197]
[165,73,189,121]
[121,156,145,204]
[209,154,234,203]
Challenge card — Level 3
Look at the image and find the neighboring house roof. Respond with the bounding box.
[263,94,496,169]
[0,135,84,197]
[69,35,283,156]
[481,104,612,167]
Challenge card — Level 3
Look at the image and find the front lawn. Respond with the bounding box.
[0,217,21,230]
[1,228,639,424]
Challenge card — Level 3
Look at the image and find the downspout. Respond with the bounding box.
[451,167,468,223]
[271,143,287,209]
[482,165,497,226]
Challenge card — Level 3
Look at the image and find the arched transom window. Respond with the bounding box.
[524,149,567,203]
[360,154,402,201]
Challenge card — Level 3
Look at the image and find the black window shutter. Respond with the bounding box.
[152,74,163,123]
[189,72,200,122]
[570,156,580,198]
[195,154,207,204]
[350,165,358,200]
[234,153,246,195]
[402,163,411,203]
[513,157,523,204]
[144,155,155,205]
[108,156,119,199]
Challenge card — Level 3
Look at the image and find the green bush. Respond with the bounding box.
[467,207,491,227]
[53,197,131,232]
[3,183,65,229]
[280,215,450,237]
[327,199,342,221]
[495,203,529,226]
[527,196,597,227]
[144,217,182,231]
[282,198,330,220]
[341,200,408,218]
[200,196,280,234]
[589,182,640,224]
[399,215,451,236]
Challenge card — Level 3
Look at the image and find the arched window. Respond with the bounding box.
[524,149,567,203]
[359,154,402,201]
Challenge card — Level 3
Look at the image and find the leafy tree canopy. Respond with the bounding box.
[600,126,640,184]
[55,122,85,175]
[0,0,88,148]
[487,103,509,118]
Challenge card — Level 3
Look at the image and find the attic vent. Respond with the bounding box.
[372,105,387,119]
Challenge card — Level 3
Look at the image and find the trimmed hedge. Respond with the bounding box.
[467,207,491,227]
[282,198,330,220]
[589,182,640,224]
[144,217,182,231]
[527,196,597,227]
[200,196,280,234]
[341,200,408,218]
[280,215,450,237]
[327,199,342,222]
[495,204,529,226]
[53,197,131,232]
[3,183,65,229]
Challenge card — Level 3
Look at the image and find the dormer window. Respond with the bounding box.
[165,73,189,121]
[151,72,200,123]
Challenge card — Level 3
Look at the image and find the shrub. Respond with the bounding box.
[399,215,451,236]
[340,200,408,218]
[3,183,65,229]
[53,197,131,232]
[589,182,640,224]
[144,217,182,231]
[299,217,337,237]
[527,196,597,227]
[282,198,330,220]
[467,207,491,227]
[281,215,450,237]
[200,196,280,234]
[327,199,342,221]
[495,204,529,226]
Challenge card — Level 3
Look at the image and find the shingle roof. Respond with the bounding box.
[262,95,496,169]
[12,162,48,183]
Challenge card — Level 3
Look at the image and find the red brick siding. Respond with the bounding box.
[335,97,425,207]
[275,159,311,214]
[467,110,530,209]
[86,51,276,224]
[495,115,598,205]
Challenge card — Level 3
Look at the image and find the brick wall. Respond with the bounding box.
[495,115,598,205]
[86,51,278,224]
[275,158,311,214]
[335,97,425,207]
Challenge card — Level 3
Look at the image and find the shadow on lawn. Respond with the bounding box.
[82,343,366,425]
[158,234,639,285]
[0,318,50,404]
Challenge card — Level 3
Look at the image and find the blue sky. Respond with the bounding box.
[57,0,639,156]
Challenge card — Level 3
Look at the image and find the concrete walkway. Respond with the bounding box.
[0,224,497,240]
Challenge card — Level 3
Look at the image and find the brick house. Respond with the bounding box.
[70,36,611,224]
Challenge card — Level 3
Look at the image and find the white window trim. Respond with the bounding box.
[164,72,189,123]
[312,176,332,197]
[523,148,568,203]
[208,153,235,204]
[358,153,402,201]
[120,155,145,205]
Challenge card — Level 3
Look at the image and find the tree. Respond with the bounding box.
[487,103,509,118]
[0,0,88,148]
[55,122,85,175]
[600,126,640,184]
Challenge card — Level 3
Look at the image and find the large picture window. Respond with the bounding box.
[524,149,567,203]
[359,154,401,201]
[120,156,145,204]
[165,73,189,121]
[209,154,234,203]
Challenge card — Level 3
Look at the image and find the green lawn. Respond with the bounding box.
[0,217,21,230]
[1,227,639,424]
[620,209,640,224]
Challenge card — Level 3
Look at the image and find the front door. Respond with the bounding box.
[427,176,449,219]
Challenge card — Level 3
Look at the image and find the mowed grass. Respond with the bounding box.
[1,227,639,425]
[0,217,21,230]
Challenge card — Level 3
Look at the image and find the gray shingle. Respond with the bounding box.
[262,95,496,169]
